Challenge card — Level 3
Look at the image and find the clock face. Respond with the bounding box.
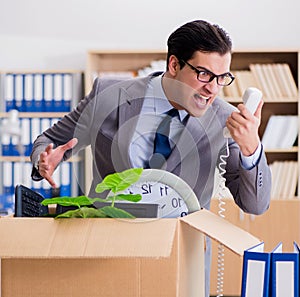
[122,169,200,218]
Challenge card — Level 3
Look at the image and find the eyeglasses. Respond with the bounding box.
[181,60,235,86]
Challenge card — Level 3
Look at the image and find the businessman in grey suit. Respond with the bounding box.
[31,20,271,296]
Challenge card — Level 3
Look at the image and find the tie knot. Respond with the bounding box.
[166,108,179,118]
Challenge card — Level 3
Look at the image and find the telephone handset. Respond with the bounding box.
[216,87,262,297]
[223,87,263,138]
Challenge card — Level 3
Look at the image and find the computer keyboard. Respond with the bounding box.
[14,184,49,217]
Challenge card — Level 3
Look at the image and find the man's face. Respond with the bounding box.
[163,51,232,117]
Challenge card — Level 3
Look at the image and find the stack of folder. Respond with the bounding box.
[241,242,299,296]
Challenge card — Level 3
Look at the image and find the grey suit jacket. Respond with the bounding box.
[31,73,271,213]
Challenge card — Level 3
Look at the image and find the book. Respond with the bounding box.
[249,64,272,99]
[262,115,298,149]
[261,64,277,99]
[235,70,259,96]
[269,161,298,199]
[265,64,284,99]
[282,64,298,98]
[272,64,296,98]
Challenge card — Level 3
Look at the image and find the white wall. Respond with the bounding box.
[0,0,299,70]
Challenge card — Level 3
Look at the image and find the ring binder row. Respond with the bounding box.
[0,70,84,216]
[241,241,300,297]
[0,117,61,157]
[0,72,83,113]
[0,161,83,215]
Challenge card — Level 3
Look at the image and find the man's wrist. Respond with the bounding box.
[240,142,263,170]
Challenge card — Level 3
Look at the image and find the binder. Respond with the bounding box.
[32,179,43,196]
[24,162,33,190]
[40,118,51,134]
[41,179,52,198]
[5,74,14,111]
[20,118,31,156]
[271,242,299,297]
[0,161,14,214]
[13,162,23,188]
[53,73,63,112]
[242,242,300,297]
[1,119,11,156]
[14,74,24,111]
[11,134,20,156]
[2,161,14,196]
[24,74,34,112]
[33,74,43,112]
[52,165,61,197]
[30,118,41,150]
[60,162,71,197]
[44,74,54,112]
[241,242,271,297]
[62,73,72,112]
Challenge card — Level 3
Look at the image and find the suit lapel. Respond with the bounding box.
[167,103,221,171]
[116,78,149,167]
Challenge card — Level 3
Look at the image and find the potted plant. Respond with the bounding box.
[41,168,143,218]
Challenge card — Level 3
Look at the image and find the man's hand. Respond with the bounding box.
[38,138,78,188]
[226,100,263,156]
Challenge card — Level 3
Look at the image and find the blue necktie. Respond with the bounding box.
[148,108,179,168]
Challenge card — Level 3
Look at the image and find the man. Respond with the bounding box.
[31,20,271,296]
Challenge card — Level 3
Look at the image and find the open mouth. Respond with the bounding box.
[193,93,210,107]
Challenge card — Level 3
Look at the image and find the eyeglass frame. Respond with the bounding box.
[180,60,235,86]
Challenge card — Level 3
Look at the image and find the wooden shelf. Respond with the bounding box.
[0,112,67,118]
[0,156,82,162]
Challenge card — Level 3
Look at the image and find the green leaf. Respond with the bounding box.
[90,197,114,204]
[95,168,143,194]
[55,207,108,218]
[106,194,142,203]
[41,196,94,207]
[101,206,135,218]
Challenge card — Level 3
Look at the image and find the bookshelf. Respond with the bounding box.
[0,70,84,215]
[84,50,299,296]
[85,50,166,94]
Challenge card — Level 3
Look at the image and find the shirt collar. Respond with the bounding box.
[151,74,188,122]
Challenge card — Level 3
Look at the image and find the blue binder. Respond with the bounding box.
[33,74,44,112]
[241,242,271,297]
[24,74,34,112]
[5,74,15,111]
[242,242,300,297]
[271,242,299,297]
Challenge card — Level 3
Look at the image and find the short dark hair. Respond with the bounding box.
[166,20,232,69]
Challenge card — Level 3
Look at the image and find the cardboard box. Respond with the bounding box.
[0,209,260,297]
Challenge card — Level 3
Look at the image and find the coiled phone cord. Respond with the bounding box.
[216,137,230,297]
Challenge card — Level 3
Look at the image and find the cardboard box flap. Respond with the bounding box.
[0,218,177,258]
[181,209,261,256]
